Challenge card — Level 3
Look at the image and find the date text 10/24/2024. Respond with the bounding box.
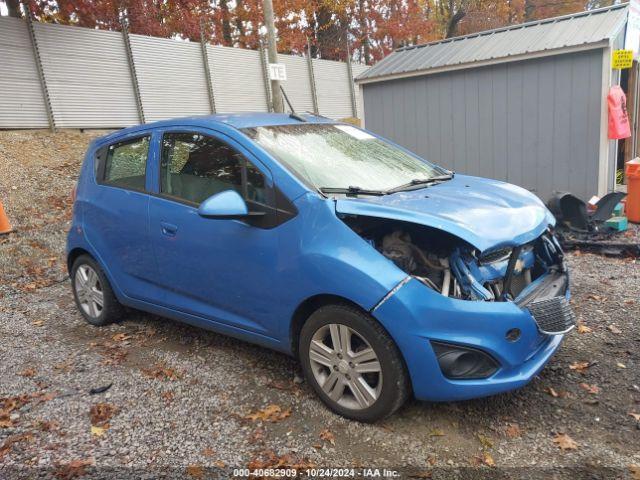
[232,468,401,478]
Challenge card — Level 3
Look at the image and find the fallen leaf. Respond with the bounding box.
[0,414,13,428]
[629,412,640,421]
[54,458,94,480]
[202,447,215,457]
[429,428,445,437]
[576,322,592,334]
[161,391,174,404]
[111,333,131,342]
[248,428,265,444]
[505,424,521,438]
[0,433,32,459]
[31,320,45,327]
[35,420,59,432]
[319,429,335,445]
[477,433,494,449]
[247,450,314,470]
[587,294,603,302]
[482,452,496,467]
[630,464,640,480]
[553,433,578,451]
[545,387,559,397]
[18,368,37,378]
[89,403,116,427]
[214,460,226,468]
[579,383,600,395]
[185,464,204,478]
[607,324,622,334]
[617,362,627,369]
[142,363,181,381]
[90,425,106,437]
[246,404,292,423]
[569,361,591,373]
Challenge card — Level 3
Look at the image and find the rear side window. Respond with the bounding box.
[103,136,150,191]
[161,132,265,205]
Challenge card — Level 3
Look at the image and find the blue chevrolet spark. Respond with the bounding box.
[67,113,574,421]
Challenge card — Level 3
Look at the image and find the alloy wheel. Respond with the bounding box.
[308,323,383,410]
[74,264,104,319]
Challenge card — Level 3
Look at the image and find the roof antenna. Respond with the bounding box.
[280,86,307,122]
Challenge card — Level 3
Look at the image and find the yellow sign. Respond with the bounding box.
[612,50,634,69]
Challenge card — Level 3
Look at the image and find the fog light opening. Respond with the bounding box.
[431,341,499,379]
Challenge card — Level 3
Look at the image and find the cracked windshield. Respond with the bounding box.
[243,124,446,192]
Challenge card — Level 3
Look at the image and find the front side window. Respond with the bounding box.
[161,132,266,205]
[243,124,447,193]
[103,136,150,191]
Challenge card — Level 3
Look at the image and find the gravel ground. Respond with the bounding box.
[1,130,639,480]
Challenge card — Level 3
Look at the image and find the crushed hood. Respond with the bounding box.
[335,174,555,252]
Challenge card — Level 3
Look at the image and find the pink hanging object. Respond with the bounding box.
[608,85,631,139]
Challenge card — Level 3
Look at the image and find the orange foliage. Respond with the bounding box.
[24,0,601,64]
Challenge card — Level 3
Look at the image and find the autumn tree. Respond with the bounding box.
[16,0,609,65]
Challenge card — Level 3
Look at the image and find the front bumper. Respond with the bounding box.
[372,274,569,402]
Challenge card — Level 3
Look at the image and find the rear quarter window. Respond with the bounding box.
[100,136,150,191]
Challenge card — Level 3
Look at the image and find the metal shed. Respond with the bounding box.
[356,4,629,202]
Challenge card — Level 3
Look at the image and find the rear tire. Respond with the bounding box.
[71,254,123,326]
[299,303,410,422]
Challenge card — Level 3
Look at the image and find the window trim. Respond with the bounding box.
[157,130,273,209]
[97,134,152,194]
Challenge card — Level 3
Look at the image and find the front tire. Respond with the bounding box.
[299,304,410,422]
[71,255,123,326]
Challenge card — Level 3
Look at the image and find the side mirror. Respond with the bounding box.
[198,190,249,219]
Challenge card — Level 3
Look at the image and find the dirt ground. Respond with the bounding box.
[1,130,639,480]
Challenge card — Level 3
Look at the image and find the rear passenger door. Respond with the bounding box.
[147,129,279,336]
[84,133,158,301]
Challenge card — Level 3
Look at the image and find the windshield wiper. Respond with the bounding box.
[386,174,454,194]
[320,185,387,196]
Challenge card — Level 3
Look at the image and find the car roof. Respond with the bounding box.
[98,112,337,144]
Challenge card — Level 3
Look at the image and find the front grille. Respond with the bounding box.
[526,296,575,334]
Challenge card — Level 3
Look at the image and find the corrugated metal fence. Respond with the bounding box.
[0,16,369,129]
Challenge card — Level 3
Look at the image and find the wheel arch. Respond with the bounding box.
[289,294,366,358]
[67,247,92,273]
[289,293,412,382]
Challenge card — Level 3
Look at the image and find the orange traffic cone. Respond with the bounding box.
[0,201,13,235]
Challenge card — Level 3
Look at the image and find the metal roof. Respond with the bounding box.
[357,3,628,83]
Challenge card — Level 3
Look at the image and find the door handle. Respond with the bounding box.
[160,222,178,236]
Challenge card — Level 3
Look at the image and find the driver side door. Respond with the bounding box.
[148,128,279,337]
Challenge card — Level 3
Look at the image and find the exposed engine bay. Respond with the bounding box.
[341,215,565,302]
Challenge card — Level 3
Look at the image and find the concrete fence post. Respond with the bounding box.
[24,6,55,131]
[258,39,273,112]
[345,38,358,118]
[199,19,217,114]
[120,16,145,124]
[306,39,319,115]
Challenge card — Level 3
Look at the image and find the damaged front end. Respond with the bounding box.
[341,215,575,336]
